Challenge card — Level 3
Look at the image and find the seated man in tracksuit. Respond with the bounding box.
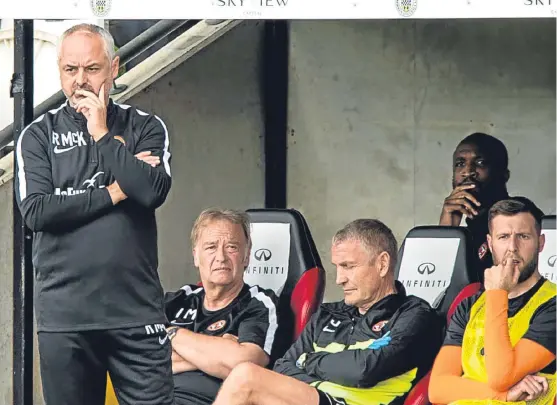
[163,208,279,405]
[429,197,556,405]
[212,218,443,405]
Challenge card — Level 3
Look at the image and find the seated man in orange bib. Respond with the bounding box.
[429,197,556,405]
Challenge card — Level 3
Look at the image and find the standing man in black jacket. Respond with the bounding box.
[211,219,442,405]
[14,23,173,405]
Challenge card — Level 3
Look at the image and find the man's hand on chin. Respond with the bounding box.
[74,83,109,141]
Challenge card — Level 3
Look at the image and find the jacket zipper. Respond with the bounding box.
[89,134,98,163]
[344,317,356,350]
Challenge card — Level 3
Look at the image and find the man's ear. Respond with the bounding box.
[111,55,120,80]
[378,251,390,278]
[487,234,493,253]
[243,245,251,269]
[503,169,510,183]
[193,248,199,268]
[538,233,545,254]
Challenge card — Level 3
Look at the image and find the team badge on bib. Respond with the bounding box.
[372,320,389,332]
[207,320,227,332]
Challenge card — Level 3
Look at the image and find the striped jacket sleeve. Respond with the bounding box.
[15,122,113,232]
[237,286,280,357]
[303,305,441,388]
[95,113,171,210]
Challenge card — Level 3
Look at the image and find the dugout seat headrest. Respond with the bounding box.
[539,215,556,283]
[244,208,326,356]
[394,225,480,317]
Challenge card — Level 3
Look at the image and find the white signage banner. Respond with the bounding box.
[244,222,290,297]
[397,237,460,305]
[3,0,556,19]
[539,229,556,283]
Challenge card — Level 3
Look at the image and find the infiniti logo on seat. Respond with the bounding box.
[254,248,272,261]
[417,262,436,275]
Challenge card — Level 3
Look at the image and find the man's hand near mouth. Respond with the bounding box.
[440,183,482,226]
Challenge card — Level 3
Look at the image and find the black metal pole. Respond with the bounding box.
[0,19,193,150]
[262,21,289,209]
[11,19,35,405]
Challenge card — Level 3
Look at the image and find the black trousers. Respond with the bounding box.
[38,324,174,405]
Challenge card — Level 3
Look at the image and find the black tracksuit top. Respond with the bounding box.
[273,282,443,405]
[14,99,172,332]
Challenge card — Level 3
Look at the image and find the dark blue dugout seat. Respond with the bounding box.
[539,215,556,283]
[394,226,480,318]
[245,208,326,359]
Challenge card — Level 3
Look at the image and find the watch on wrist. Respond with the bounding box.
[167,326,179,341]
[296,352,308,369]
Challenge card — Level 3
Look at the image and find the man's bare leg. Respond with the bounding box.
[213,362,321,405]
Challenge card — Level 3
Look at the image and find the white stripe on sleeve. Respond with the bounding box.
[249,286,278,355]
[115,103,171,177]
[16,103,66,201]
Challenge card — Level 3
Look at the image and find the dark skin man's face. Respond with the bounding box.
[452,142,506,203]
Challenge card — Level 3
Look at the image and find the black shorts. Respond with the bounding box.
[37,325,174,405]
[317,389,347,405]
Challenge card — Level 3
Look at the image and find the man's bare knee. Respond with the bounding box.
[228,362,263,387]
[218,362,265,403]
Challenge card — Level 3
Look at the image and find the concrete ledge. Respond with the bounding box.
[0,19,243,186]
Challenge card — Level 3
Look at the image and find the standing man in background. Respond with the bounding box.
[439,133,513,272]
[15,23,173,405]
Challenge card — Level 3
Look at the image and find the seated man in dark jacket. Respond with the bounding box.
[212,219,443,405]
